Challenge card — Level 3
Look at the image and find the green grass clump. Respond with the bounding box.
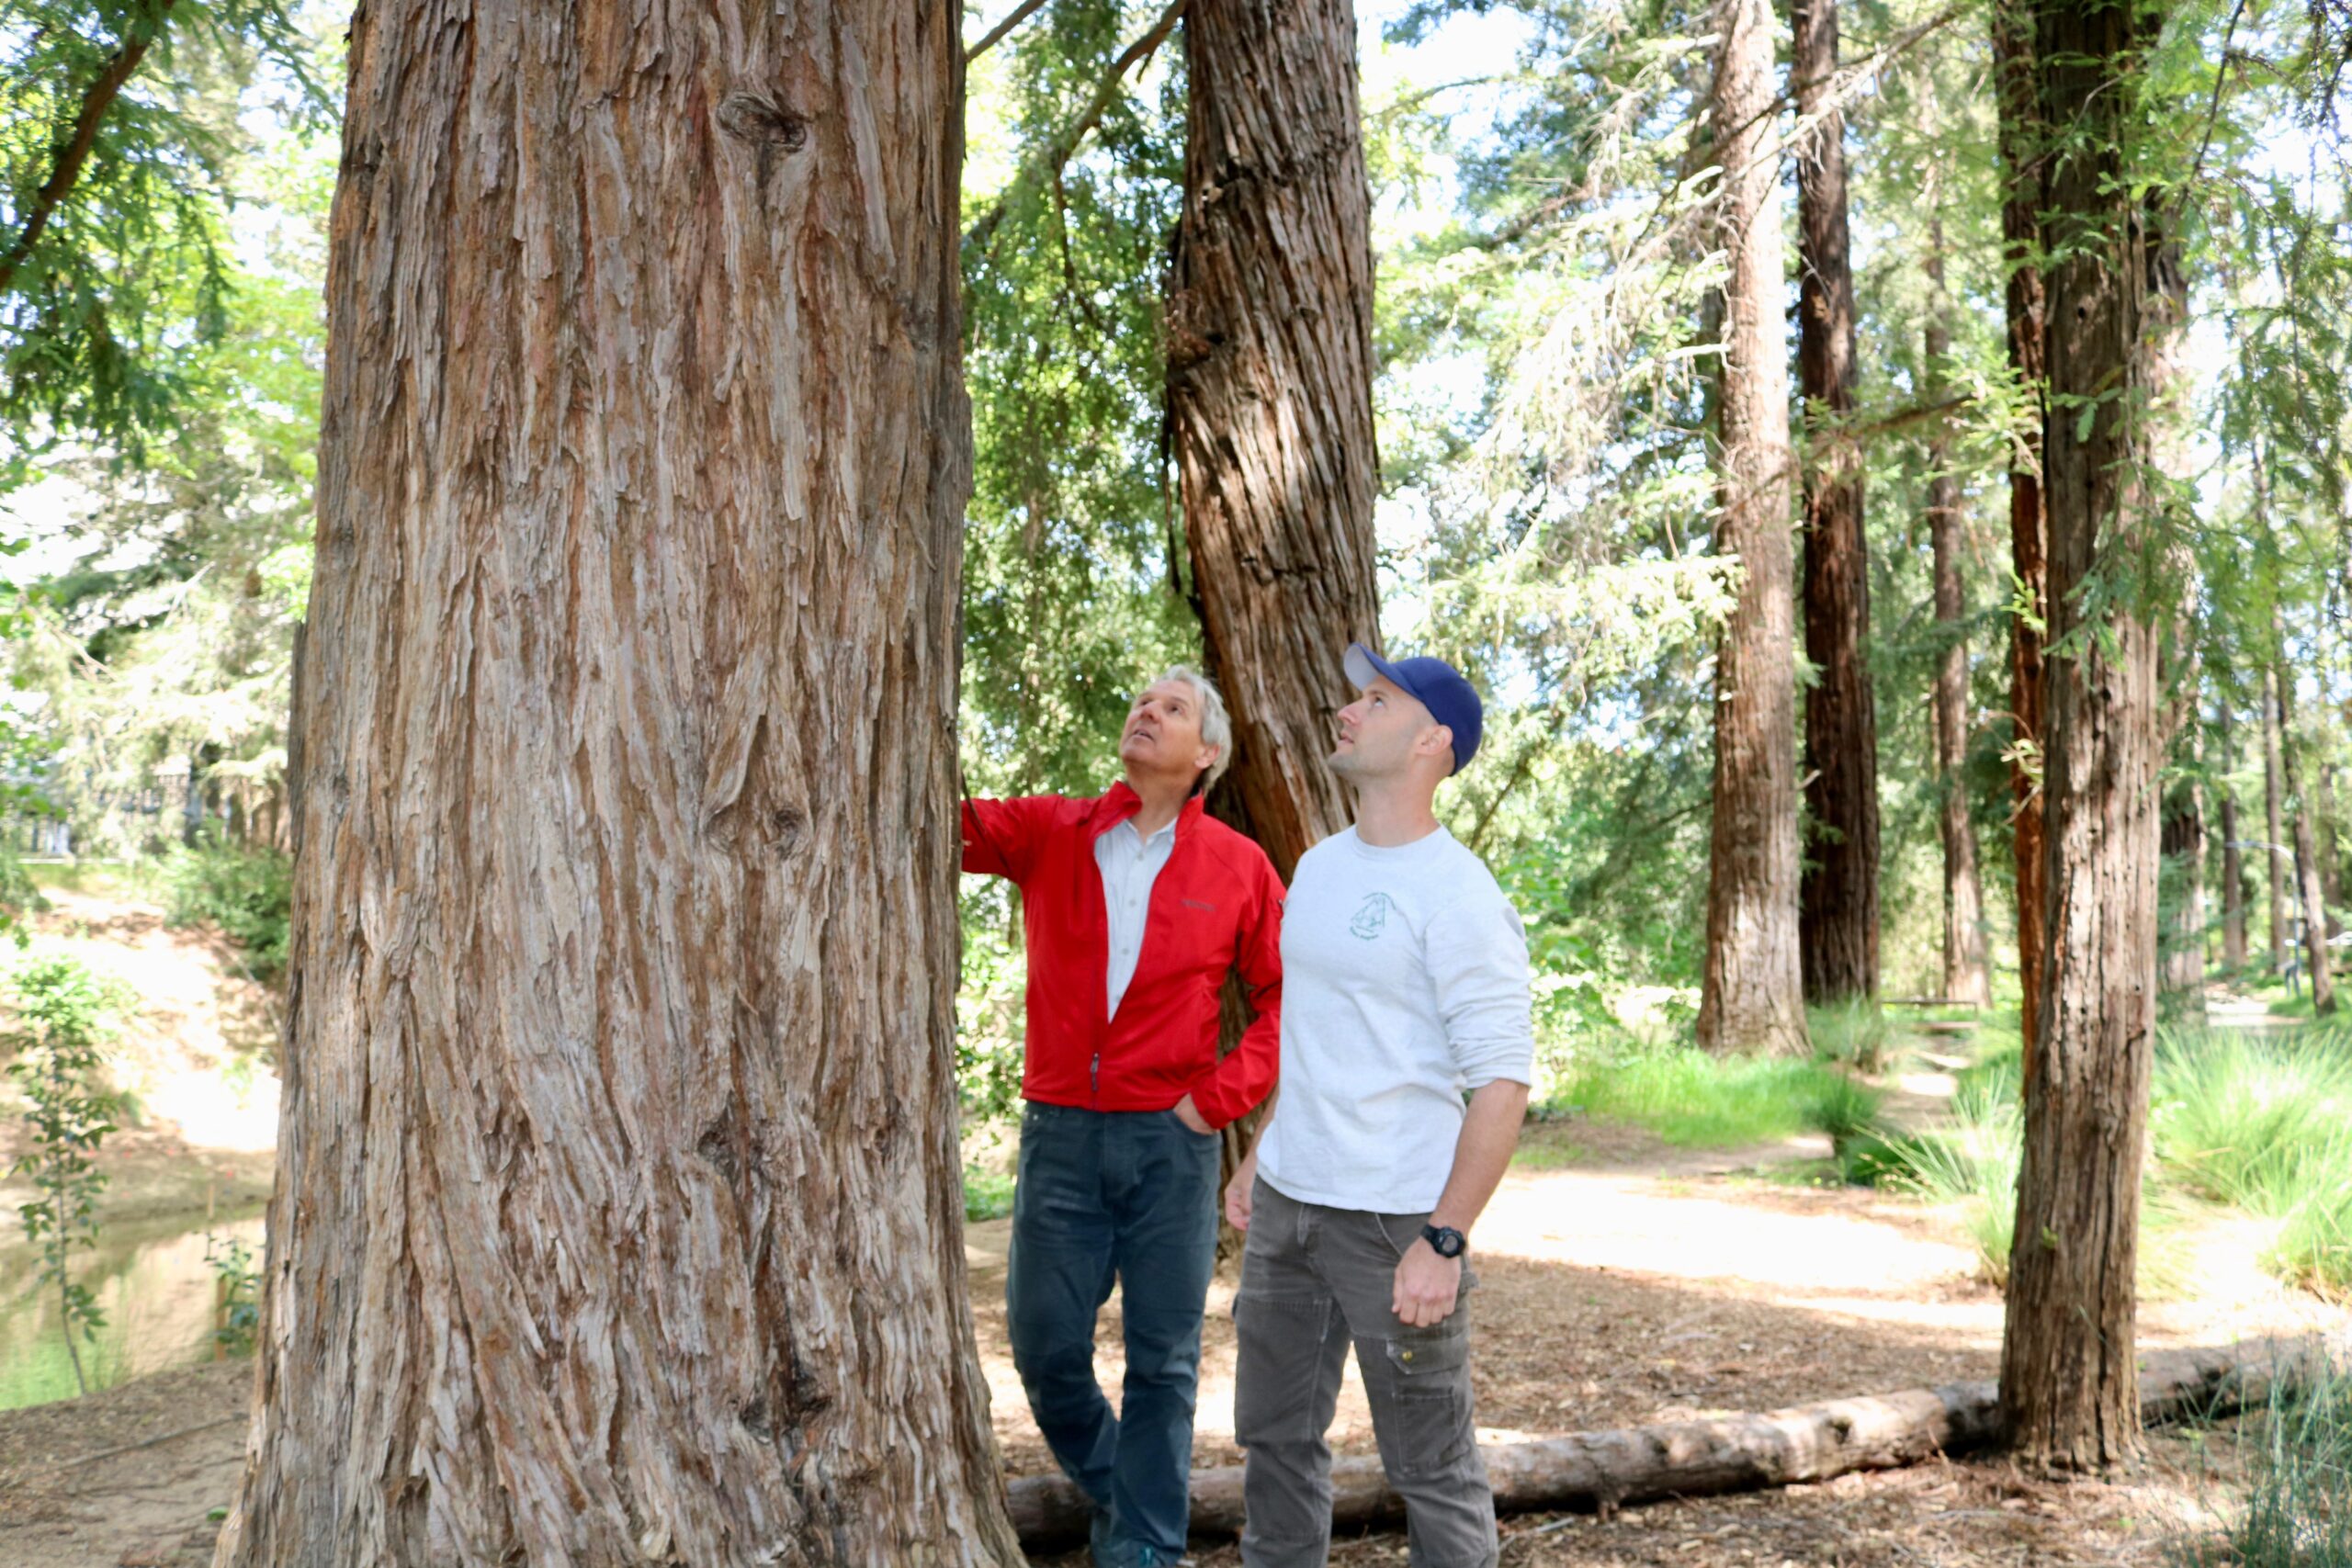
[1544,1043,1860,1149]
[2177,1368,2352,1566]
[2269,1179,2352,1302]
[2154,1027,2352,1218]
[1808,998,1893,1071]
[1876,1080,2023,1285]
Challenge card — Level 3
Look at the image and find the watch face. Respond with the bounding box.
[1424,1224,1464,1258]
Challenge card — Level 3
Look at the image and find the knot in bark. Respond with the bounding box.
[718,93,808,152]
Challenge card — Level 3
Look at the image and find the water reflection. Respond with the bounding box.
[0,1208,266,1410]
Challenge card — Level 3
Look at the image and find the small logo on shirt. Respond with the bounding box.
[1350,893,1396,941]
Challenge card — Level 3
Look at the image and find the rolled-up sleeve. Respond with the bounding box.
[1425,890,1535,1089]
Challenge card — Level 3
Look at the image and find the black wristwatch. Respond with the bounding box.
[1420,1223,1466,1258]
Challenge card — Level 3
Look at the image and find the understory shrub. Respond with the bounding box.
[158,832,292,984]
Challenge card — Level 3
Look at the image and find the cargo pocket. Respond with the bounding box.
[1374,1324,1475,1480]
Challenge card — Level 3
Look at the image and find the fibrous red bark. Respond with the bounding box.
[1993,0,2048,1080]
[1998,0,2170,1472]
[1793,0,1881,1005]
[1697,0,1807,1057]
[214,2,1021,1562]
[1169,0,1383,886]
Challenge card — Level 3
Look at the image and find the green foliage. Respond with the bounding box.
[961,1165,1018,1224]
[1542,1037,1863,1149]
[0,0,332,458]
[205,1229,262,1356]
[4,955,132,1395]
[1809,999,1894,1072]
[157,830,290,983]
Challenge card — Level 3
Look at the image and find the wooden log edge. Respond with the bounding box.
[1003,1333,2346,1548]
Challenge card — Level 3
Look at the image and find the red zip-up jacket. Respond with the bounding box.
[961,783,1283,1129]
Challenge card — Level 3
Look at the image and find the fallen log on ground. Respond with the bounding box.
[1004,1334,2344,1549]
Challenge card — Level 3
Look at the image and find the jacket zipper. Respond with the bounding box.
[1090,1052,1101,1107]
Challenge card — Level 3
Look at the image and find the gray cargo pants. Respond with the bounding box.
[1232,1179,1498,1567]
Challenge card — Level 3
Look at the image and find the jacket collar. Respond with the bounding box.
[1093,779,1207,843]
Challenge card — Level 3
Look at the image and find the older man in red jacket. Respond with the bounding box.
[963,666,1283,1568]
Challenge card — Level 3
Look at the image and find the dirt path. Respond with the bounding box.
[4,1110,2331,1566]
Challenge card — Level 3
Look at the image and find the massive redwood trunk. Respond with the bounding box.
[1169,0,1383,886]
[1927,226,1989,1009]
[1994,0,2048,1076]
[1696,0,1807,1056]
[1792,0,1881,1005]
[215,6,1022,1564]
[1997,0,2167,1473]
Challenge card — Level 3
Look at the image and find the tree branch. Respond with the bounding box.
[966,0,1052,66]
[964,0,1187,254]
[0,0,179,299]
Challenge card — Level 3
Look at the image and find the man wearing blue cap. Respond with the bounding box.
[1225,645,1532,1568]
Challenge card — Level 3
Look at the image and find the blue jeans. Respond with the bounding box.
[1007,1101,1222,1557]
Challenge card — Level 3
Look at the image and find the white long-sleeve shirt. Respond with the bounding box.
[1256,825,1534,1213]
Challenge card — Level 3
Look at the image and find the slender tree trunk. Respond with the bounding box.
[1169,0,1385,1213]
[2274,642,2339,1014]
[2264,665,2290,973]
[1998,0,2167,1474]
[1792,0,1880,1005]
[2219,704,2248,972]
[1169,0,1382,886]
[2319,760,2343,935]
[1994,0,2049,1077]
[1698,0,1807,1057]
[1926,225,1990,1009]
[215,5,1022,1563]
[2161,764,2208,1010]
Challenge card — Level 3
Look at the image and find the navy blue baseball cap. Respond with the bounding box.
[1342,643,1484,774]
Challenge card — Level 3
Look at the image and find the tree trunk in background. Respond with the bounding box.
[1169,0,1385,1213]
[2319,761,2343,935]
[1793,0,1880,1006]
[1994,0,2048,1077]
[215,6,1022,1563]
[1926,225,1989,1009]
[1169,0,1381,886]
[1998,0,2166,1473]
[2274,641,2338,1015]
[2160,766,2208,1009]
[2220,704,2248,972]
[1696,0,1807,1057]
[2264,666,2290,973]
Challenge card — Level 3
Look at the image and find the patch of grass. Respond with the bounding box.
[1544,1043,1860,1149]
[1877,1079,2024,1285]
[2177,1366,2352,1566]
[1510,1135,1589,1170]
[961,1165,1015,1223]
[2267,990,2318,1019]
[2153,1026,2352,1218]
[1809,998,1893,1070]
[2270,1179,2352,1301]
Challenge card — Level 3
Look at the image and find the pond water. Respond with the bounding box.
[0,1207,266,1411]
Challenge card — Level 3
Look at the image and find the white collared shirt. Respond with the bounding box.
[1094,815,1178,1018]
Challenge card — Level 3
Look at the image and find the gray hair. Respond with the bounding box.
[1154,665,1234,794]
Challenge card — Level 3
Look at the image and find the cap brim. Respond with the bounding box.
[1343,642,1399,692]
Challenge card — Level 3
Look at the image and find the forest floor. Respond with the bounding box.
[3,1089,2339,1565]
